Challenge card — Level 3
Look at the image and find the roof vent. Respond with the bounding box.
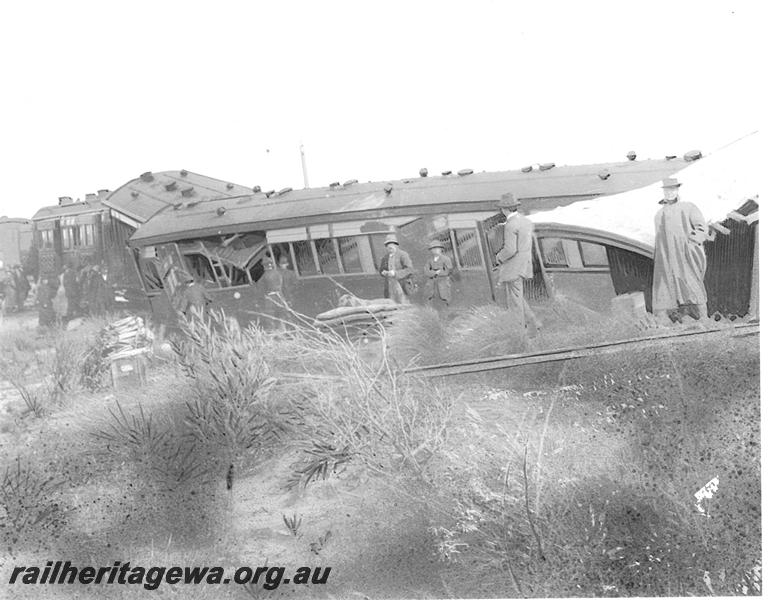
[265,190,275,198]
[278,187,293,196]
[598,170,611,180]
[684,149,702,162]
[216,207,227,216]
[130,191,140,198]
[187,200,202,208]
[441,170,452,176]
[539,163,555,171]
[419,168,428,177]
[226,183,234,190]
[401,178,413,184]
[173,202,183,210]
[181,186,195,197]
[521,165,533,173]
[384,183,393,194]
[165,182,178,192]
[180,169,189,177]
[458,168,473,176]
[626,150,637,161]
[329,181,340,189]
[140,172,154,182]
[252,185,261,193]
[343,179,358,187]
[665,155,677,160]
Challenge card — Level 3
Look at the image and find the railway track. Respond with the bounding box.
[404,321,759,378]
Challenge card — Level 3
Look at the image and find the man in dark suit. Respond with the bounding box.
[423,240,453,310]
[379,233,414,303]
[495,193,541,333]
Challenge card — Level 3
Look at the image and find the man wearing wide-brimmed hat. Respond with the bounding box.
[423,239,453,309]
[378,233,415,303]
[652,177,709,321]
[494,192,541,333]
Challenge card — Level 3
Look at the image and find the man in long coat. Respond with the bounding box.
[423,240,453,310]
[494,193,541,333]
[379,233,414,304]
[652,178,709,321]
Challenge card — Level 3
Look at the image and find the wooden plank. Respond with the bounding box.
[404,323,759,378]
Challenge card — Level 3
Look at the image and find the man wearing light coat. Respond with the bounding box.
[652,177,710,321]
[495,192,541,333]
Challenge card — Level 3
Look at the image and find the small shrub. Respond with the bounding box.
[0,456,64,549]
[173,308,296,470]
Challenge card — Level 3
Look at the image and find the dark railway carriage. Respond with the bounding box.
[30,193,110,277]
[127,158,689,325]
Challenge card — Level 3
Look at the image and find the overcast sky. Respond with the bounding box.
[0,0,762,218]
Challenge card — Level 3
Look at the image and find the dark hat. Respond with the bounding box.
[498,192,521,209]
[661,177,682,189]
[384,233,399,246]
[428,240,444,250]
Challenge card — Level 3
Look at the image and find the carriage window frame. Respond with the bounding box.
[450,227,484,271]
[578,241,610,268]
[291,235,378,279]
[539,237,612,272]
[38,230,55,250]
[77,224,95,248]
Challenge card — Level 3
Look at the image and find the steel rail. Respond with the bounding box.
[403,322,759,378]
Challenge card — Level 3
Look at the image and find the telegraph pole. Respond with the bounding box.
[300,144,309,188]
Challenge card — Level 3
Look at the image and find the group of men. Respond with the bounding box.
[379,177,714,333]
[36,263,112,327]
[0,265,31,314]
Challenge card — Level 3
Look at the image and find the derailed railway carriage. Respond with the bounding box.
[127,157,690,325]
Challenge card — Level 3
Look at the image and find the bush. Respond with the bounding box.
[172,308,296,471]
[0,456,64,553]
[426,335,761,597]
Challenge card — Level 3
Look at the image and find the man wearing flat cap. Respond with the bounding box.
[423,240,453,310]
[495,193,541,333]
[379,233,415,303]
[652,177,710,322]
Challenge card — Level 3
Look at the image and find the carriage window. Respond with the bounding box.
[540,238,569,268]
[62,227,78,250]
[579,241,609,267]
[453,228,483,269]
[292,240,318,276]
[337,236,365,273]
[183,253,217,284]
[38,230,54,250]
[78,224,95,247]
[314,239,340,275]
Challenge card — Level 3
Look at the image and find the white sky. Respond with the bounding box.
[0,0,763,218]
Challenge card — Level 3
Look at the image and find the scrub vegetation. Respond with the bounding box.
[0,307,760,598]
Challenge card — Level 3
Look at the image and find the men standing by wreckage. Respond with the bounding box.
[494,193,542,334]
[379,233,415,304]
[652,178,710,322]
